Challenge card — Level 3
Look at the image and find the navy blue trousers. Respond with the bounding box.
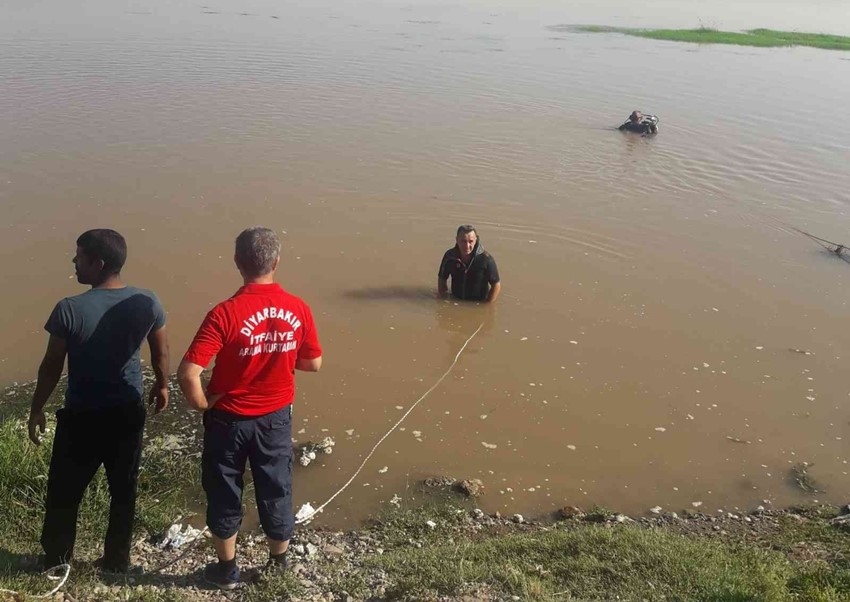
[202,406,294,541]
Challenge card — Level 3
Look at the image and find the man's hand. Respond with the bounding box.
[148,385,169,414]
[28,410,46,445]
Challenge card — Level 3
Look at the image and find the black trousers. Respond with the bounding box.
[41,402,145,569]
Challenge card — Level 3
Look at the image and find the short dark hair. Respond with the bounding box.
[456,224,477,238]
[235,227,281,277]
[76,229,127,275]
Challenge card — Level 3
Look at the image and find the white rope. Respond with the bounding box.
[296,321,485,523]
[142,321,485,574]
[0,563,71,599]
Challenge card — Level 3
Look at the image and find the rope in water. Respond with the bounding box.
[295,321,485,523]
[8,322,485,593]
[790,227,850,262]
[148,320,485,571]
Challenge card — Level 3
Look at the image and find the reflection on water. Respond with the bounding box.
[1,0,850,526]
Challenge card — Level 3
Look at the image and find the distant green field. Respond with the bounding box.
[573,26,850,51]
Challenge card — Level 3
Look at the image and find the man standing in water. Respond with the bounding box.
[28,229,170,572]
[178,227,322,590]
[438,224,501,303]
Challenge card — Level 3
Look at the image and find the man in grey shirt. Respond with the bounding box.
[28,229,170,572]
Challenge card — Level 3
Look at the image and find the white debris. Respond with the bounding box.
[482,442,497,449]
[691,501,703,508]
[159,524,204,550]
[650,506,662,514]
[296,503,317,524]
[755,346,764,350]
[569,340,578,345]
[654,427,667,432]
[389,494,402,506]
[298,437,335,466]
[426,520,437,529]
[412,430,422,437]
[566,444,576,451]
[345,429,354,436]
[378,466,388,474]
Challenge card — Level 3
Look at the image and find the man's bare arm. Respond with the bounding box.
[177,361,213,411]
[28,335,67,445]
[295,356,322,372]
[437,277,449,298]
[147,326,170,414]
[487,281,501,304]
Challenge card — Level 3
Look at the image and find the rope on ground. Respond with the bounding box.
[0,324,485,594]
[296,321,485,524]
[129,321,484,576]
[0,563,71,599]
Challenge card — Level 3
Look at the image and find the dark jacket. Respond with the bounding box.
[619,115,659,135]
[438,240,500,301]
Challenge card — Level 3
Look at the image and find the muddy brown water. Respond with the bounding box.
[2,0,850,528]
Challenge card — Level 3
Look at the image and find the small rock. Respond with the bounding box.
[323,544,344,556]
[557,505,585,520]
[293,544,306,555]
[306,543,318,556]
[423,476,456,488]
[512,514,524,524]
[615,514,633,523]
[426,520,437,529]
[471,508,485,519]
[455,478,485,497]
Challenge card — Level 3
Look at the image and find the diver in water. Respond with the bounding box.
[619,110,659,135]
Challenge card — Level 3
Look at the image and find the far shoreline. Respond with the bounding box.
[562,25,850,51]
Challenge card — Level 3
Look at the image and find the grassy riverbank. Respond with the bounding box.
[2,378,850,600]
[570,26,850,51]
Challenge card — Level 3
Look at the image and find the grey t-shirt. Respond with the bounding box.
[45,286,166,409]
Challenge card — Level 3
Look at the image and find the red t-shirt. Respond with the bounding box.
[183,283,322,416]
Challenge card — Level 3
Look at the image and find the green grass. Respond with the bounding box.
[0,383,200,601]
[4,378,850,601]
[370,522,791,600]
[572,25,850,51]
[356,501,850,601]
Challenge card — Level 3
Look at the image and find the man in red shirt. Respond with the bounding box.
[178,227,322,590]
